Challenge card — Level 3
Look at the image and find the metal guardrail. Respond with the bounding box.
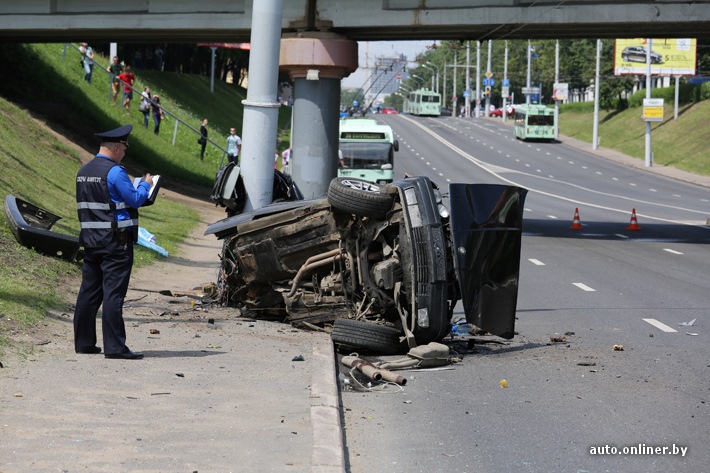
[63,43,229,164]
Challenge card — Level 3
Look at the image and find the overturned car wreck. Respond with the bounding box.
[207,168,527,355]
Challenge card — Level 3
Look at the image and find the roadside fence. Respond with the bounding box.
[63,43,229,165]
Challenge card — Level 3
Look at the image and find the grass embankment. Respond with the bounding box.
[559,100,710,176]
[0,43,291,356]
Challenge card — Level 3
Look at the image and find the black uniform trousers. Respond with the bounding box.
[73,238,134,355]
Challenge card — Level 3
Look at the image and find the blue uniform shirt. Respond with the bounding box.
[99,154,150,222]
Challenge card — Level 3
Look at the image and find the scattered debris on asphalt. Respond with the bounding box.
[149,329,160,334]
[577,362,597,366]
[678,318,696,327]
[292,355,305,361]
[613,344,624,351]
[550,335,567,343]
[342,356,407,385]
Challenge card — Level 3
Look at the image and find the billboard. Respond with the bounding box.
[614,38,696,76]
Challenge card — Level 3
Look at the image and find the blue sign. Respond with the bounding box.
[483,78,496,86]
[502,79,510,87]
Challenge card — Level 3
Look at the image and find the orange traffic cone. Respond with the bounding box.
[570,208,583,230]
[627,208,641,231]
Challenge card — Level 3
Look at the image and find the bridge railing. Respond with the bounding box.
[62,43,229,167]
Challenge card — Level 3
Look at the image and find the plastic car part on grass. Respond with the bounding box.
[4,195,84,262]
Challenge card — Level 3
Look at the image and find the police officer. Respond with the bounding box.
[74,124,153,359]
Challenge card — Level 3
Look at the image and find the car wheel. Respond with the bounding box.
[622,54,629,62]
[327,178,395,219]
[331,318,406,355]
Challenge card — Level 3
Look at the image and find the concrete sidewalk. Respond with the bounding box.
[0,196,344,473]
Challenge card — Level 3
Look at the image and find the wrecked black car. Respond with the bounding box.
[207,170,527,355]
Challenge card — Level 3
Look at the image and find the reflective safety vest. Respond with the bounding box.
[76,156,139,247]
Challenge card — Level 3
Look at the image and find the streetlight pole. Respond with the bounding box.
[426,61,440,94]
[503,41,509,122]
[593,39,601,150]
[475,41,481,117]
[465,41,471,118]
[485,40,492,117]
[526,40,532,105]
[421,64,435,91]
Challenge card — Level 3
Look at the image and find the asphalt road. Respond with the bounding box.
[338,114,710,473]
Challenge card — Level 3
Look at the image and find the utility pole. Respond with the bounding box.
[592,39,601,150]
[475,41,481,118]
[465,41,471,118]
[526,40,531,105]
[442,61,447,108]
[485,40,492,117]
[645,38,653,167]
[503,41,509,122]
[452,50,457,115]
[554,40,559,139]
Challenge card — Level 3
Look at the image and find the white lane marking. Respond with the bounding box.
[395,115,710,229]
[528,259,545,266]
[573,283,596,292]
[663,248,684,255]
[615,233,629,239]
[643,318,678,333]
[547,215,558,219]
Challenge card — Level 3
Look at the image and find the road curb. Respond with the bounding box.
[310,333,345,473]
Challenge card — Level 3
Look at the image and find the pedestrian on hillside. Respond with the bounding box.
[117,66,136,112]
[79,42,94,84]
[151,95,163,135]
[199,118,209,160]
[139,87,151,128]
[74,124,153,360]
[106,56,124,103]
[226,127,242,165]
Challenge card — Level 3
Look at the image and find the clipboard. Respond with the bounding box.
[133,175,161,206]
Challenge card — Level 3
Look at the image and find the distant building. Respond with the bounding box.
[365,54,408,102]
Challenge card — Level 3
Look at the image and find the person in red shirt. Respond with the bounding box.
[117,66,136,112]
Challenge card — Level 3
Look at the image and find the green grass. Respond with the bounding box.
[559,100,710,176]
[0,42,296,355]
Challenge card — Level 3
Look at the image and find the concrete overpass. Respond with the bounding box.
[2,0,710,43]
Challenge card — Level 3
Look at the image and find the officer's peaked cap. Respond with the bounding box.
[95,124,133,143]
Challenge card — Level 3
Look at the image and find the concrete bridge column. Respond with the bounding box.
[280,33,357,199]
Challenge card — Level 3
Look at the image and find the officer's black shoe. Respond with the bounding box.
[76,346,102,354]
[105,350,144,360]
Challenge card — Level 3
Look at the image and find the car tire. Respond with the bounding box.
[327,178,395,219]
[331,318,406,355]
[622,54,629,62]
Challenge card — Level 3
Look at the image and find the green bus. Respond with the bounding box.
[513,104,556,141]
[405,88,441,117]
[338,118,398,184]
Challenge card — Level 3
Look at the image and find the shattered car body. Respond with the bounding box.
[207,175,527,354]
[4,195,84,262]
